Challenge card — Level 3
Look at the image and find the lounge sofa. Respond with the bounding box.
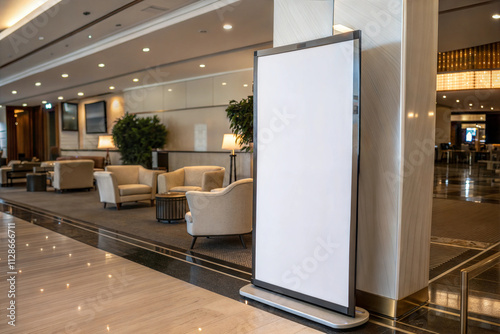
[94,165,161,210]
[57,156,105,171]
[158,166,225,194]
[52,160,95,192]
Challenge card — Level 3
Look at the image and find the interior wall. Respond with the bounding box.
[58,69,254,177]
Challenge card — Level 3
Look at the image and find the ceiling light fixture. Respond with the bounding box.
[58,96,64,100]
[78,92,84,96]
[222,82,227,86]
[133,78,139,82]
[22,103,27,107]
[42,100,47,104]
[109,86,115,90]
[35,82,41,86]
[12,90,17,94]
[167,88,172,92]
[38,36,44,40]
[199,64,205,68]
[142,47,150,52]
[481,105,484,108]
[98,63,105,67]
[88,35,92,39]
[456,99,460,102]
[442,95,446,98]
[243,84,248,87]
[223,24,232,30]
[492,14,500,19]
[62,73,69,78]
[469,103,473,106]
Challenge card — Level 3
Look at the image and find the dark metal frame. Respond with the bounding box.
[251,31,361,317]
[84,101,107,134]
[61,102,79,131]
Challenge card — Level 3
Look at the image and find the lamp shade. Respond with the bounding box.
[221,134,242,151]
[97,135,115,149]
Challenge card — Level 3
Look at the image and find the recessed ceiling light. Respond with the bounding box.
[98,63,105,67]
[223,24,232,30]
[58,96,64,100]
[222,82,227,86]
[481,105,484,108]
[38,36,44,40]
[133,78,139,82]
[442,95,446,98]
[469,103,473,106]
[109,86,115,90]
[492,14,500,19]
[199,64,205,68]
[35,82,41,86]
[42,100,47,104]
[142,47,150,52]
[456,99,460,102]
[12,90,17,94]
[22,103,27,107]
[88,35,92,39]
[167,88,172,92]
[243,84,248,87]
[62,73,69,78]
[78,92,84,96]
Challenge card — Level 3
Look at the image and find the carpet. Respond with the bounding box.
[0,186,253,268]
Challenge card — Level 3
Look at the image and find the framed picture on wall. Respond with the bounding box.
[85,101,107,133]
[61,102,78,131]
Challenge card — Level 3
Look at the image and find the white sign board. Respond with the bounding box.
[253,32,360,316]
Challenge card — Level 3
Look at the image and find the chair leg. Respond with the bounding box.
[150,199,154,207]
[103,203,107,209]
[116,203,121,210]
[190,237,197,249]
[239,235,246,249]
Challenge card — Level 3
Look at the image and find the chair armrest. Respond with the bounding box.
[138,167,162,198]
[94,172,120,203]
[201,169,225,191]
[158,168,184,194]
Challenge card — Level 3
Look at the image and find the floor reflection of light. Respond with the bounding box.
[465,180,470,197]
[433,288,500,318]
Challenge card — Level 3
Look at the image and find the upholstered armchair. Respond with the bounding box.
[94,165,161,210]
[0,160,21,186]
[185,178,253,249]
[157,166,225,194]
[52,160,95,192]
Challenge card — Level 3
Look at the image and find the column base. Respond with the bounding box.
[240,284,369,329]
[356,286,428,319]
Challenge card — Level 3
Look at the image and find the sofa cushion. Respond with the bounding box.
[170,186,202,193]
[57,156,105,169]
[118,184,152,196]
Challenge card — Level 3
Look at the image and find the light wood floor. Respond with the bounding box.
[0,213,318,334]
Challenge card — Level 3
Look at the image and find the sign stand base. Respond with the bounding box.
[240,284,369,329]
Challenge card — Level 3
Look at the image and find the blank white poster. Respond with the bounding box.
[255,39,357,311]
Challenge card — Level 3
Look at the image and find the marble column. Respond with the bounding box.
[334,0,438,317]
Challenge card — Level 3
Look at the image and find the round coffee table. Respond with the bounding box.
[156,192,187,223]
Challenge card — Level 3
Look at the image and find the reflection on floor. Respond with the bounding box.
[0,162,498,333]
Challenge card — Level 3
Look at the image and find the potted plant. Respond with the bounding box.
[225,96,253,151]
[112,113,167,168]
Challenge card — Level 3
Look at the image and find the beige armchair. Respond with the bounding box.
[158,166,225,194]
[0,160,21,186]
[94,165,161,210]
[52,160,95,192]
[185,178,253,249]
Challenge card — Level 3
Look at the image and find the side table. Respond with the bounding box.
[156,192,187,223]
[26,173,47,192]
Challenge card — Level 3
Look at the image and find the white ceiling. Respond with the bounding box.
[0,0,498,112]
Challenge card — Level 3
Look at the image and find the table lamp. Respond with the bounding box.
[222,134,242,184]
[98,135,115,166]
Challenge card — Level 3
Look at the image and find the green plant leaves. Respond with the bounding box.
[112,113,167,168]
[225,96,253,152]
